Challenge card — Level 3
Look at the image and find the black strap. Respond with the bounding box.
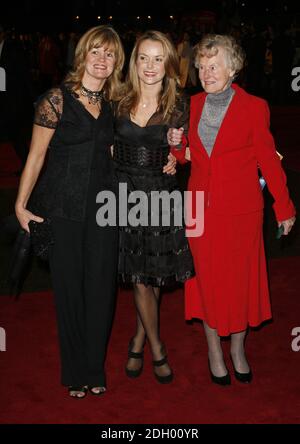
[128,350,143,359]
[153,356,168,367]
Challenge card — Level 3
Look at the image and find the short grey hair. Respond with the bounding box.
[194,34,245,75]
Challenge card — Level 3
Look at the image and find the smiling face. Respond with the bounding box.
[84,45,116,82]
[198,46,235,94]
[136,39,166,86]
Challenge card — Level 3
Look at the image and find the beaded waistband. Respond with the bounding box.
[113,140,169,169]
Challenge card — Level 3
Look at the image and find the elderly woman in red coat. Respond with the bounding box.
[169,34,296,385]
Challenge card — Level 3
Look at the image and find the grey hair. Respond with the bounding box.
[194,34,245,76]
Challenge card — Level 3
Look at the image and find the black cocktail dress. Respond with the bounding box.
[113,101,194,287]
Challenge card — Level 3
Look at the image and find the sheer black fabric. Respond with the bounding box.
[34,87,63,129]
[114,95,194,287]
[29,83,116,259]
[29,84,116,222]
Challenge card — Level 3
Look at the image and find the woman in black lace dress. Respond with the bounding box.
[15,26,125,399]
[114,31,194,383]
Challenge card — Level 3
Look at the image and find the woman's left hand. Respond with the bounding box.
[278,216,296,235]
[163,153,177,175]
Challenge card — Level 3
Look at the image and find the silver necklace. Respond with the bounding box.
[80,84,103,106]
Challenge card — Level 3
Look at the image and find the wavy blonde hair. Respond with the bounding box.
[195,34,245,76]
[65,25,124,101]
[118,30,181,122]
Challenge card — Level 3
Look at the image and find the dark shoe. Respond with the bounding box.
[125,337,145,378]
[152,345,174,384]
[88,386,106,396]
[68,386,88,399]
[208,360,231,386]
[230,356,253,383]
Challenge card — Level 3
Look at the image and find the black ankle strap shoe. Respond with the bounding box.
[152,345,174,384]
[125,337,145,378]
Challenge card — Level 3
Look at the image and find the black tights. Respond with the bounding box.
[127,284,171,377]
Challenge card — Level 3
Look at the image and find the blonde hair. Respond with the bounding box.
[118,30,181,122]
[65,25,124,101]
[195,34,245,76]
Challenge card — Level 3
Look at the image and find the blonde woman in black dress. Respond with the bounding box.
[114,31,194,384]
[15,26,124,399]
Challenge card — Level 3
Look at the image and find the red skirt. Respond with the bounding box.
[185,209,272,336]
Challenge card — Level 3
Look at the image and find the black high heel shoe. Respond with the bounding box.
[208,360,231,386]
[152,344,174,384]
[230,356,253,383]
[125,337,145,378]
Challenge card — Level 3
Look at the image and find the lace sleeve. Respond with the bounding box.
[34,87,63,129]
[169,94,190,135]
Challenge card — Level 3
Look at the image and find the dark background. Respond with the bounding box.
[1,0,300,31]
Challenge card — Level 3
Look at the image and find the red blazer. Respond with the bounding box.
[172,84,295,221]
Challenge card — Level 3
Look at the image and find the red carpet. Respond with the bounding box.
[0,256,300,424]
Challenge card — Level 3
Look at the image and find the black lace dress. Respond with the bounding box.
[113,99,194,287]
[29,84,117,258]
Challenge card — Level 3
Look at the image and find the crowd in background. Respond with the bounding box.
[1,13,300,169]
[2,19,300,101]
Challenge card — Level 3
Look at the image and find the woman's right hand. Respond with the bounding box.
[15,206,44,233]
[167,127,184,146]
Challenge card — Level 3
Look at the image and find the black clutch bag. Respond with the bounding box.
[7,216,54,296]
[28,218,54,261]
[8,228,32,296]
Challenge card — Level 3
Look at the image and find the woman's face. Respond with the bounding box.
[84,46,116,81]
[136,39,166,87]
[198,47,235,94]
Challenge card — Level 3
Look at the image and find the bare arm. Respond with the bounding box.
[15,124,55,232]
